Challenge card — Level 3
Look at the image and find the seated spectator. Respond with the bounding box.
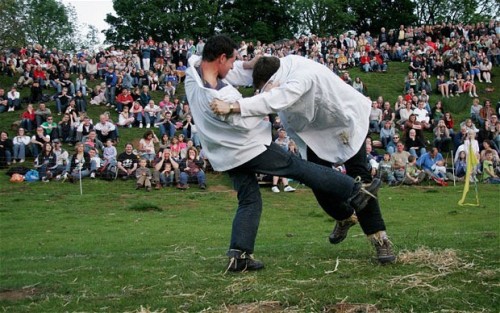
[117,106,135,128]
[35,103,52,127]
[462,74,478,98]
[88,147,103,179]
[469,56,482,83]
[404,72,418,92]
[64,142,91,182]
[417,147,449,184]
[378,152,396,185]
[359,51,371,72]
[431,160,448,180]
[6,85,20,112]
[115,88,133,113]
[352,77,365,94]
[34,142,57,182]
[482,150,500,184]
[418,71,432,94]
[75,73,87,96]
[82,130,104,154]
[433,120,452,152]
[454,150,467,181]
[130,101,144,128]
[369,101,382,133]
[30,126,51,157]
[405,128,426,158]
[55,87,72,115]
[436,74,450,98]
[443,111,455,135]
[380,120,396,148]
[0,131,13,167]
[94,114,117,142]
[41,115,59,141]
[479,56,492,84]
[153,148,180,189]
[398,101,413,127]
[386,133,401,155]
[460,118,479,134]
[403,155,426,185]
[102,138,118,165]
[156,111,176,137]
[164,81,176,97]
[0,88,8,113]
[89,84,106,105]
[412,100,431,130]
[430,100,445,128]
[158,94,175,112]
[182,114,200,148]
[21,103,36,132]
[447,73,460,97]
[366,144,379,177]
[52,140,69,179]
[135,158,153,191]
[479,140,499,164]
[158,134,170,150]
[178,147,206,189]
[143,100,161,128]
[138,130,159,162]
[479,100,495,128]
[12,128,30,163]
[117,143,139,180]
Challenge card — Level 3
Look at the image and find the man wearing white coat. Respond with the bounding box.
[210,54,396,265]
[186,35,382,272]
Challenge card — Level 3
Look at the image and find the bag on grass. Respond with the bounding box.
[10,173,24,183]
[24,169,40,182]
[6,166,30,176]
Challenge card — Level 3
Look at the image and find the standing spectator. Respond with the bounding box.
[104,67,117,107]
[135,158,153,191]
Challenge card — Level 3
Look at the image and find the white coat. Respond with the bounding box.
[185,55,272,171]
[238,55,371,164]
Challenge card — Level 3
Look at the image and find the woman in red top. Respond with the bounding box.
[21,103,36,132]
[443,111,455,135]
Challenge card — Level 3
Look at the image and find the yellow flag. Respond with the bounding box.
[458,143,479,206]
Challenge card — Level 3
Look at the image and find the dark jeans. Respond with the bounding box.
[307,142,386,236]
[227,142,357,255]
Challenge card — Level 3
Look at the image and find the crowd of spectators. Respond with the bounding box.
[1,20,500,188]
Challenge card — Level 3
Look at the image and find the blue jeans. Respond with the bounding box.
[226,142,357,255]
[308,142,386,236]
[13,144,27,160]
[105,86,116,105]
[180,170,206,185]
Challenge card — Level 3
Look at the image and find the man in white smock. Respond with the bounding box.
[210,55,396,264]
[185,35,382,273]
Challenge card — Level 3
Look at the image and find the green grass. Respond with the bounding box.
[0,178,499,312]
[0,62,499,312]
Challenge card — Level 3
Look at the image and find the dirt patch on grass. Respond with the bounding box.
[323,303,379,312]
[0,287,39,301]
[221,301,290,312]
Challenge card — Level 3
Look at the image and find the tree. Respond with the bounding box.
[0,0,27,51]
[24,0,78,50]
[414,0,499,25]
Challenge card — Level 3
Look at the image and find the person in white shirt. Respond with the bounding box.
[412,100,431,129]
[94,114,116,142]
[210,53,396,265]
[186,35,379,273]
[7,85,20,111]
[143,100,161,128]
[12,128,30,163]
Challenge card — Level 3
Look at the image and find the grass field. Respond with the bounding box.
[0,62,499,312]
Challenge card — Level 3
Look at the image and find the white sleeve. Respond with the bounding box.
[224,61,253,87]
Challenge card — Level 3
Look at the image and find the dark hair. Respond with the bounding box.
[408,155,416,163]
[253,56,280,90]
[202,35,238,62]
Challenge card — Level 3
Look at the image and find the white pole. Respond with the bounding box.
[79,165,83,196]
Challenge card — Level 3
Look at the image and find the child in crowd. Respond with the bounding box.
[135,158,152,191]
[378,152,396,186]
[103,139,117,165]
[403,155,426,185]
[431,160,447,180]
[482,150,500,184]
